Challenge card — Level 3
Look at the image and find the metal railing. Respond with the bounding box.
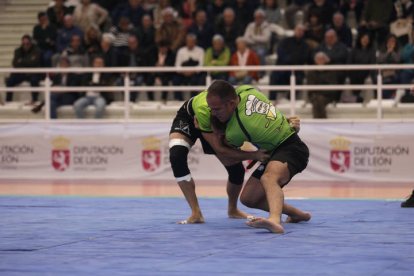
[1,64,414,123]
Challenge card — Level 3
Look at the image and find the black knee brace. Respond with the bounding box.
[225,162,245,185]
[169,145,190,179]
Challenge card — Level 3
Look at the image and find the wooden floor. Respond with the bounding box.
[0,179,412,199]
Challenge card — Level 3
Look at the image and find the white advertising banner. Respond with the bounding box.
[0,122,413,181]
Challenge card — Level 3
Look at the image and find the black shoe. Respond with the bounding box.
[401,190,414,208]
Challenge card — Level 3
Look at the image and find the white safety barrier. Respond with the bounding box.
[1,64,414,121]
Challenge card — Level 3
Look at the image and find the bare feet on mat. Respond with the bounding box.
[228,208,250,219]
[246,217,284,234]
[286,212,311,223]
[177,214,205,224]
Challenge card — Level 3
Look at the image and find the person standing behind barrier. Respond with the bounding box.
[228,37,260,85]
[4,35,42,104]
[73,55,113,118]
[307,52,338,118]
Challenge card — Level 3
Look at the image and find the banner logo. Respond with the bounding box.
[329,136,351,173]
[141,137,161,172]
[51,136,71,171]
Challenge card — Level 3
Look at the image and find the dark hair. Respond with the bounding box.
[355,32,372,50]
[207,80,237,102]
[22,34,32,41]
[38,11,46,19]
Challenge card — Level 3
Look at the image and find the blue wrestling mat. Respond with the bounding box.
[0,197,413,275]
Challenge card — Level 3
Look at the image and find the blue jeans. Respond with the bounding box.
[73,96,106,118]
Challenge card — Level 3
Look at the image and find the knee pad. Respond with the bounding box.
[225,162,245,185]
[169,139,191,182]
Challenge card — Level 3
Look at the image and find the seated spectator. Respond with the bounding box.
[60,34,89,67]
[261,0,284,26]
[243,9,271,66]
[176,0,197,28]
[5,35,42,104]
[47,0,73,29]
[110,16,134,50]
[400,40,414,99]
[359,0,393,48]
[152,0,172,29]
[228,37,260,85]
[285,0,311,30]
[330,12,353,48]
[214,7,243,52]
[348,33,376,102]
[307,52,337,118]
[97,33,118,68]
[339,0,365,29]
[33,12,57,67]
[270,24,310,100]
[188,10,214,50]
[31,56,82,119]
[145,40,176,102]
[74,55,114,118]
[172,33,205,101]
[304,13,325,50]
[317,29,349,102]
[73,0,108,33]
[307,0,337,27]
[390,0,414,46]
[84,25,102,58]
[155,7,186,53]
[206,0,228,25]
[56,15,83,53]
[134,14,156,54]
[117,35,146,102]
[231,0,257,31]
[377,34,401,99]
[112,0,146,27]
[204,34,231,80]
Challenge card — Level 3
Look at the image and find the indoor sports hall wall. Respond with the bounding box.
[0,122,413,182]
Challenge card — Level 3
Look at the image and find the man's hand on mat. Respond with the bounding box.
[177,214,205,224]
[228,208,251,219]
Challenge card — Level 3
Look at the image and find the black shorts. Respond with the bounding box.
[169,100,215,154]
[251,133,309,186]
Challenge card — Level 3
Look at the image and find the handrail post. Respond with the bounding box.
[44,74,51,121]
[289,71,296,116]
[206,72,212,86]
[376,70,383,120]
[124,73,130,121]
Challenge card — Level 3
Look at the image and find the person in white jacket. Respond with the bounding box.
[243,9,272,66]
[172,33,205,100]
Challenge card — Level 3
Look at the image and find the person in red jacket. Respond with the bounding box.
[228,37,260,85]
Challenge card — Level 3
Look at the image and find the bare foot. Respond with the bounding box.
[228,208,250,219]
[246,217,284,234]
[285,212,311,223]
[177,214,205,224]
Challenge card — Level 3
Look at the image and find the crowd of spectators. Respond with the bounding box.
[3,0,414,119]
